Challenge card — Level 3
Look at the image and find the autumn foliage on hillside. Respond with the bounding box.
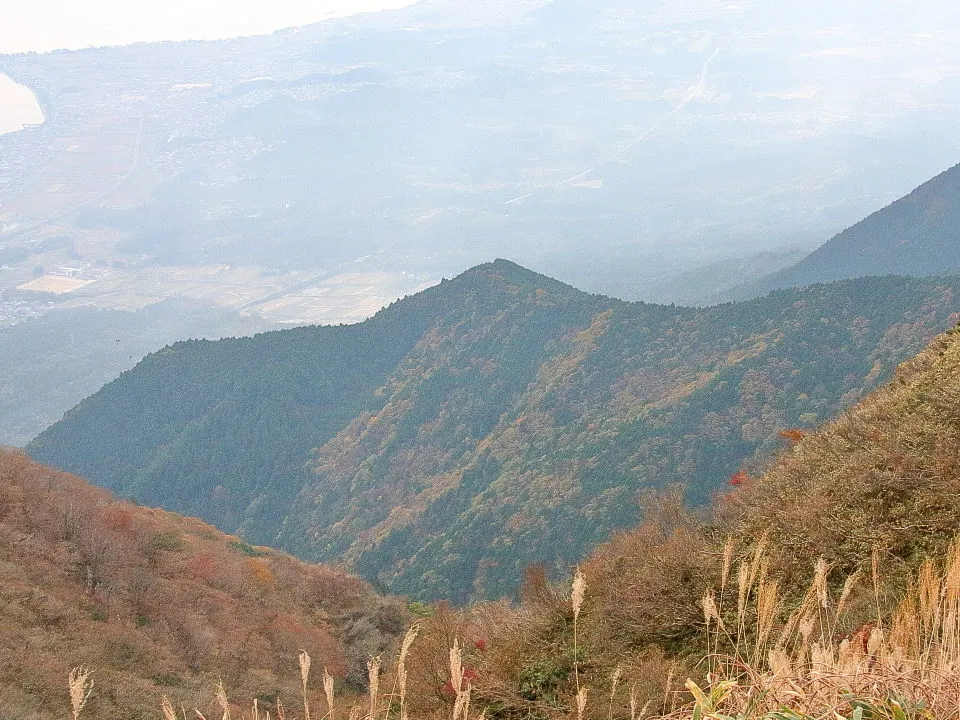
[0,449,407,719]
[34,263,960,604]
[397,322,960,718]
[14,327,960,719]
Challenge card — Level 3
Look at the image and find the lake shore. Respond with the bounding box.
[0,73,44,136]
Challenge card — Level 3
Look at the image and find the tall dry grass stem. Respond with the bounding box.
[68,666,94,720]
[746,535,768,594]
[449,638,463,695]
[671,539,960,720]
[735,561,750,651]
[397,624,419,720]
[872,544,884,629]
[299,650,312,720]
[752,577,780,666]
[662,664,675,713]
[214,679,232,720]
[576,688,587,720]
[607,665,622,720]
[571,566,586,703]
[834,569,861,622]
[322,668,334,720]
[161,695,178,720]
[367,654,381,720]
[449,638,473,720]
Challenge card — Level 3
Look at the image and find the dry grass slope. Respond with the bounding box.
[0,449,407,719]
[67,539,960,720]
[724,323,960,583]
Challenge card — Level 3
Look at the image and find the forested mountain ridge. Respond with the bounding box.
[724,162,960,300]
[0,450,406,719]
[29,261,960,602]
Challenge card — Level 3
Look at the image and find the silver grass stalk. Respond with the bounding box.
[572,566,586,621]
[299,650,312,720]
[572,567,587,693]
[215,679,231,720]
[449,638,464,694]
[323,668,335,720]
[835,570,862,621]
[576,687,588,720]
[68,666,94,720]
[161,696,178,720]
[398,626,418,720]
[607,665,622,720]
[813,558,830,609]
[736,562,750,622]
[367,654,382,720]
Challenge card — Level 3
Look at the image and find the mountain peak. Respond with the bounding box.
[723,161,960,300]
[446,258,589,299]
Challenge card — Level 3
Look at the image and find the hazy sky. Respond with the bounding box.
[1,0,420,54]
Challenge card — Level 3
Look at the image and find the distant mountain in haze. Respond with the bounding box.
[0,298,263,446]
[5,0,960,445]
[722,162,960,301]
[29,261,960,603]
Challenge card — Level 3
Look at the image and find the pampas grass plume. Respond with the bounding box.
[68,666,94,720]
[299,650,312,720]
[322,668,334,720]
[572,566,586,621]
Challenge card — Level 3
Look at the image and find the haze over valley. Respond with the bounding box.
[4,0,960,313]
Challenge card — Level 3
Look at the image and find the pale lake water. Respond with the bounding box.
[0,73,44,136]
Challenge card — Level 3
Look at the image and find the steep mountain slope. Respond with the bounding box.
[724,162,960,301]
[579,321,960,658]
[591,319,960,662]
[29,261,960,602]
[0,450,406,720]
[719,323,960,577]
[402,322,960,720]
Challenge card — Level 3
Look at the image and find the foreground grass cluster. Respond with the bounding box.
[66,536,960,720]
[683,540,960,720]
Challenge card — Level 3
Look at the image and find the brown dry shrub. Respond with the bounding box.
[0,448,408,719]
